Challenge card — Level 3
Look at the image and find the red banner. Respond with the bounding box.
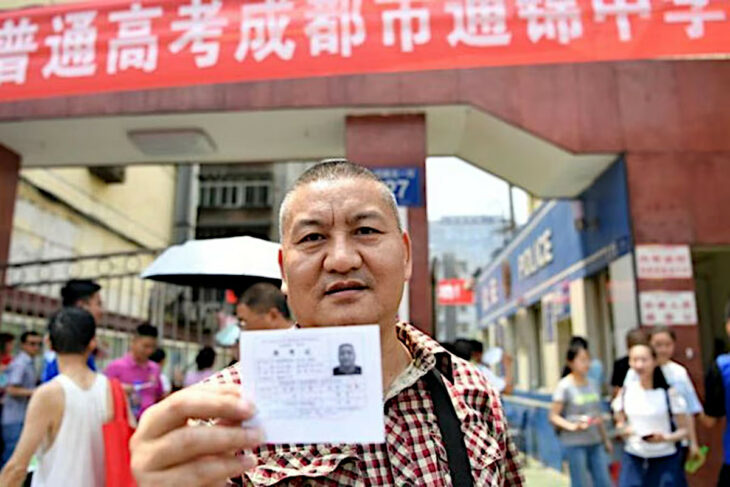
[437,278,474,306]
[0,0,728,102]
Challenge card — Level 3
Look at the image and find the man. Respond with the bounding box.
[461,339,514,395]
[610,328,647,397]
[129,159,523,486]
[0,308,121,487]
[236,282,294,331]
[703,300,730,486]
[105,323,163,420]
[42,279,102,382]
[333,343,362,375]
[1,331,41,466]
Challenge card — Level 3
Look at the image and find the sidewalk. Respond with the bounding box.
[522,457,569,487]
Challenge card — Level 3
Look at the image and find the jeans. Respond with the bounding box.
[564,443,613,487]
[618,451,687,487]
[1,422,23,467]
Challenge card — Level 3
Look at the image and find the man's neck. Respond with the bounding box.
[380,319,411,395]
[57,354,91,374]
[130,353,148,366]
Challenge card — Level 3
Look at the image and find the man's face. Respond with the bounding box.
[236,303,273,331]
[79,292,103,324]
[23,336,42,357]
[131,336,157,362]
[649,332,674,365]
[339,345,356,368]
[280,179,412,327]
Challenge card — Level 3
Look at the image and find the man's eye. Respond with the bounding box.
[355,227,381,235]
[298,233,324,243]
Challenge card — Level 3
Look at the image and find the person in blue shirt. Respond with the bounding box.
[41,279,102,382]
[703,299,730,486]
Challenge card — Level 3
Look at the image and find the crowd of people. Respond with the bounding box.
[0,274,299,486]
[547,320,730,487]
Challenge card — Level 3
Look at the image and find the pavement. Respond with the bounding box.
[522,456,570,487]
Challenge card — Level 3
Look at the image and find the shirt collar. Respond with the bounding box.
[385,322,453,401]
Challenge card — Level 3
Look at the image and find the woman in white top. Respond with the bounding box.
[0,307,132,487]
[614,342,689,487]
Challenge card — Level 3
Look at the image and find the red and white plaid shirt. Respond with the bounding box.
[207,323,524,486]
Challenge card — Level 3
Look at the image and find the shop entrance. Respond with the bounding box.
[693,248,730,370]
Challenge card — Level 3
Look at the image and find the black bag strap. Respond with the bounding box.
[424,367,474,487]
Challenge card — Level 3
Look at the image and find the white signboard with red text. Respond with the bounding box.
[639,291,697,326]
[636,245,693,280]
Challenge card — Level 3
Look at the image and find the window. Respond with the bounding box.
[199,180,272,209]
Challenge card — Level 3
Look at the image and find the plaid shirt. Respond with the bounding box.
[207,323,524,486]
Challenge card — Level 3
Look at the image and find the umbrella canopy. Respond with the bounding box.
[141,236,282,290]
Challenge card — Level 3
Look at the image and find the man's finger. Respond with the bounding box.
[135,453,254,487]
[134,385,253,441]
[139,425,263,472]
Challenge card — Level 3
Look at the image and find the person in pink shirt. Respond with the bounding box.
[104,323,163,420]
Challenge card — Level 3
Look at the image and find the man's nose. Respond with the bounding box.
[324,234,362,274]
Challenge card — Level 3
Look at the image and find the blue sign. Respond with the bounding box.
[475,160,633,327]
[372,167,423,207]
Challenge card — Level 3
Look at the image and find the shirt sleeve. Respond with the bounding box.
[668,387,687,415]
[7,358,25,386]
[676,368,703,415]
[503,427,525,486]
[104,361,120,380]
[705,361,726,418]
[552,379,567,402]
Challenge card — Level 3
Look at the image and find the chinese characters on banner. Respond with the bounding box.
[636,244,693,279]
[639,291,698,326]
[0,0,728,101]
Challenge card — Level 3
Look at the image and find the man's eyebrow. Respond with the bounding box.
[291,218,324,232]
[349,211,387,224]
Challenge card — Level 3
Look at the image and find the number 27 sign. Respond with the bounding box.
[372,167,423,207]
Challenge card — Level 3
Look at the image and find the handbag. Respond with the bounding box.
[103,378,137,487]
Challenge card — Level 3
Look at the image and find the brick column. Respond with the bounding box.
[625,150,730,487]
[0,145,20,329]
[345,114,432,336]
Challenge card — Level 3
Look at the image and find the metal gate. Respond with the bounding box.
[0,249,236,381]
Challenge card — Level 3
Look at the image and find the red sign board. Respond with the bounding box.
[437,278,474,306]
[0,0,728,102]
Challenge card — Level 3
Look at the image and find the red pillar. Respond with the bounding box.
[0,145,20,329]
[345,114,433,336]
[625,150,730,487]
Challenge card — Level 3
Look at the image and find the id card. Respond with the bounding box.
[239,325,384,444]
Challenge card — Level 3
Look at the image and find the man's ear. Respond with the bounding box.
[88,337,98,355]
[402,231,413,281]
[278,248,287,289]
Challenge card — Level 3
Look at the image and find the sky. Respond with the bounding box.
[426,157,530,225]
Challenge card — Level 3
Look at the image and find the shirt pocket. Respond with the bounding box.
[243,446,363,487]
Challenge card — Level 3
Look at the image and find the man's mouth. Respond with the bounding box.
[324,281,369,295]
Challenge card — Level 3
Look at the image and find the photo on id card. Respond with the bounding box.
[238,324,384,445]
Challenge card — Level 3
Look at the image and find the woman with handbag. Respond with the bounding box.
[0,307,135,487]
[613,341,689,487]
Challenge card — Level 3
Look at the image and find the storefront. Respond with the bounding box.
[474,160,634,469]
[477,159,635,392]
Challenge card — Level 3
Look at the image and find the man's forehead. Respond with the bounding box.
[286,179,391,221]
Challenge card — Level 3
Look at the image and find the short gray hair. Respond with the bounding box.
[278,159,401,241]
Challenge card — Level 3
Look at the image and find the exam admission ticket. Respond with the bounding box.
[239,325,384,445]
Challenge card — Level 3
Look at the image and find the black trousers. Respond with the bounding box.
[719,464,730,487]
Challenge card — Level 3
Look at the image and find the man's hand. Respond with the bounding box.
[130,384,263,487]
